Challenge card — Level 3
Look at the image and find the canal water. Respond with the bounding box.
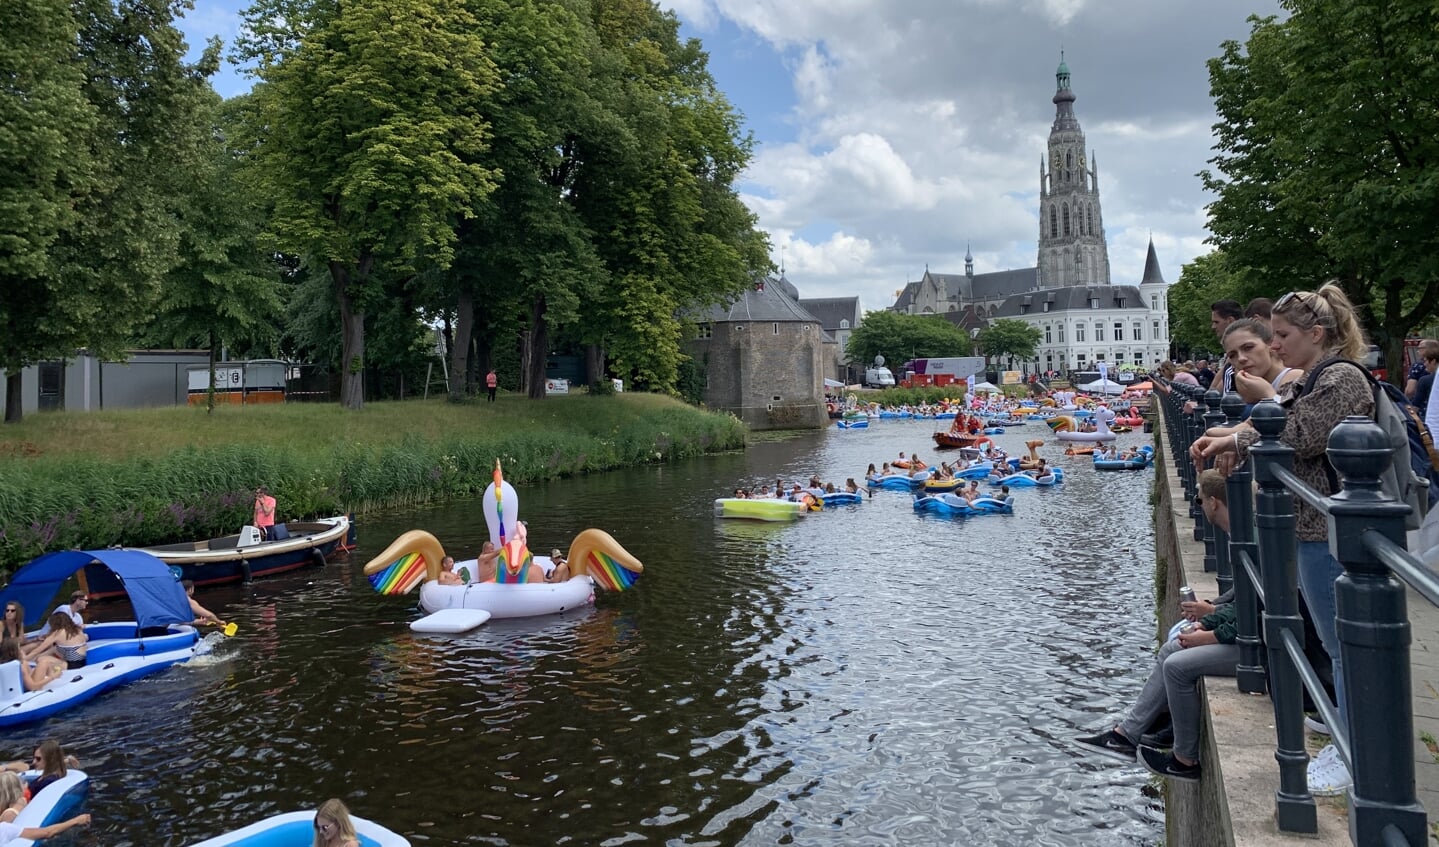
[31,419,1164,846]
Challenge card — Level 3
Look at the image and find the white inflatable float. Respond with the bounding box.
[1051,407,1119,443]
[364,462,643,621]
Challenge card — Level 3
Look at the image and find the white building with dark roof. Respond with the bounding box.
[890,58,1170,375]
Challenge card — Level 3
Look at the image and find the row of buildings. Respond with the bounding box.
[690,58,1173,428]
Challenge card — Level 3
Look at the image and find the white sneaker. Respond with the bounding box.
[1308,746,1351,797]
[1304,715,1330,735]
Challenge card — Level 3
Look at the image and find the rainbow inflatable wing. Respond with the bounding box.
[565,528,644,592]
[1046,416,1075,433]
[364,530,447,595]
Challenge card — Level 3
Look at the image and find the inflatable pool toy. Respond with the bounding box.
[913,493,1014,516]
[714,497,813,520]
[0,549,201,727]
[988,469,1063,487]
[835,419,869,429]
[11,769,88,847]
[956,462,995,480]
[1094,445,1154,471]
[188,811,409,847]
[1050,407,1118,443]
[866,474,924,491]
[921,477,963,493]
[822,491,864,506]
[1065,444,1098,456]
[363,462,643,619]
[410,608,491,633]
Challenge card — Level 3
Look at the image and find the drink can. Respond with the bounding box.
[1180,586,1197,603]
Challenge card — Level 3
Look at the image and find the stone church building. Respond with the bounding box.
[891,58,1171,375]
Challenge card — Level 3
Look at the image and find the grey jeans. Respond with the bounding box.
[1118,637,1239,761]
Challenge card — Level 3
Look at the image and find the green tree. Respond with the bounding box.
[0,0,96,420]
[845,312,974,370]
[2,0,209,422]
[1203,2,1439,379]
[976,319,1041,362]
[144,93,284,408]
[239,0,500,409]
[1166,251,1251,355]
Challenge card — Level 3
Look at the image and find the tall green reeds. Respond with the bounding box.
[0,395,745,575]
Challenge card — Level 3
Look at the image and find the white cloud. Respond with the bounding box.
[666,0,1285,309]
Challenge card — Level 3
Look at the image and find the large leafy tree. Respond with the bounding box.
[976,319,1042,362]
[238,0,500,409]
[2,0,210,422]
[1166,251,1252,356]
[1203,1,1439,379]
[845,312,974,370]
[144,93,284,402]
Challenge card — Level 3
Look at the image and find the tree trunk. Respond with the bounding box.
[331,260,367,410]
[449,289,474,402]
[526,294,549,399]
[4,371,22,424]
[470,331,484,394]
[584,344,605,388]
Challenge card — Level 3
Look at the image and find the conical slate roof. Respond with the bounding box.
[1140,239,1166,285]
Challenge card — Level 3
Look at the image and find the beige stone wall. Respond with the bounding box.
[691,320,826,430]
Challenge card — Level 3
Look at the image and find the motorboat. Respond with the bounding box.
[85,516,352,598]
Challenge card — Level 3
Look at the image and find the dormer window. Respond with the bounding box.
[1042,302,1050,312]
[839,319,850,330]
[1089,298,1099,309]
[1116,298,1125,308]
[1019,304,1029,314]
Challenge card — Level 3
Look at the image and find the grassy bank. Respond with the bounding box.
[0,394,745,574]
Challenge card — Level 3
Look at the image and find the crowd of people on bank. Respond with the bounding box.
[1077,285,1388,797]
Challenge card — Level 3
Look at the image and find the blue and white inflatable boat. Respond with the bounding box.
[188,811,409,846]
[10,769,88,847]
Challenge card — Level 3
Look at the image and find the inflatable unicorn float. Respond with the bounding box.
[362,462,643,628]
[1046,405,1118,443]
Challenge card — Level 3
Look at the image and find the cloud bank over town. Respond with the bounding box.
[658,0,1284,311]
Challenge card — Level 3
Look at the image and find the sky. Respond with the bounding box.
[179,0,1285,313]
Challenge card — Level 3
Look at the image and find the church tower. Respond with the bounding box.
[1037,57,1110,288]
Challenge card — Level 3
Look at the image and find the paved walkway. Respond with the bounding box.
[1408,582,1439,824]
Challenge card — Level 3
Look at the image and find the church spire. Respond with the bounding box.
[1140,237,1166,285]
[1052,52,1078,132]
[964,243,974,278]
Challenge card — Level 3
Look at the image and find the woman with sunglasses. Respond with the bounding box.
[312,798,359,847]
[26,740,69,798]
[0,605,23,642]
[1190,282,1371,797]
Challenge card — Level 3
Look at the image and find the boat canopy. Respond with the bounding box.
[1,550,192,630]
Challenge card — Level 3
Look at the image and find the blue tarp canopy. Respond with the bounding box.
[1,549,192,631]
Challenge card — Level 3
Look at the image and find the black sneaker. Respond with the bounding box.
[1075,729,1137,761]
[1138,745,1201,782]
[1140,725,1174,749]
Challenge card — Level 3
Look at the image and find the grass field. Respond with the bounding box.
[0,394,746,574]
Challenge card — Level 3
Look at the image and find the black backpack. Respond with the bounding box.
[1301,358,1439,528]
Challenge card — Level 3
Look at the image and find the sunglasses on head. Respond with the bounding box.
[1274,291,1321,322]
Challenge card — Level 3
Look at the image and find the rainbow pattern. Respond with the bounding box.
[367,552,428,595]
[495,539,532,584]
[493,460,507,545]
[585,549,640,592]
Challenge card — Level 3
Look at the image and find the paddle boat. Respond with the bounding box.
[85,515,352,599]
[822,491,864,506]
[835,419,869,429]
[0,550,202,727]
[714,497,814,520]
[1094,445,1155,471]
[11,768,89,847]
[988,468,1063,487]
[188,811,409,847]
[364,463,643,622]
[913,493,1014,516]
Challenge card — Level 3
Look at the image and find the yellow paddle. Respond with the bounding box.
[223,622,238,637]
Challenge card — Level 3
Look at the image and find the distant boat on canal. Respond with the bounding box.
[83,516,352,599]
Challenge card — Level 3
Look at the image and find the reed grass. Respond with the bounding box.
[0,394,745,574]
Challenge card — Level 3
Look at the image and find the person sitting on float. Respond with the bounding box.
[436,556,465,586]
[0,638,63,692]
[0,772,24,825]
[909,454,928,471]
[732,488,748,499]
[865,463,878,480]
[0,603,23,642]
[313,798,361,847]
[472,541,500,583]
[26,740,71,798]
[547,549,571,583]
[23,613,85,670]
[844,478,860,493]
[880,462,892,476]
[961,481,982,503]
[1023,459,1049,478]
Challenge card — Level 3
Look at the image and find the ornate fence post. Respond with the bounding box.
[1189,389,1212,540]
[1249,401,1316,833]
[1197,390,1224,559]
[1221,392,1263,692]
[1325,417,1426,845]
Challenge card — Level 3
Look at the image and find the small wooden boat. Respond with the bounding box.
[85,516,351,598]
[932,431,992,450]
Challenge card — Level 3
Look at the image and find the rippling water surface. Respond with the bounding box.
[31,420,1165,845]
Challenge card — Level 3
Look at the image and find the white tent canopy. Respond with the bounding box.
[1079,378,1125,396]
[971,381,1001,393]
[823,378,845,388]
